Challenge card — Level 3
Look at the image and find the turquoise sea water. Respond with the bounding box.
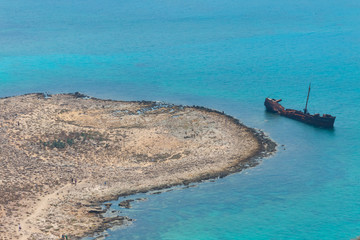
[1,0,360,239]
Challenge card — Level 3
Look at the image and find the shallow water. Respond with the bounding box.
[1,0,360,239]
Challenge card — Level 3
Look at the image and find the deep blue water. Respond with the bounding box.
[1,0,360,239]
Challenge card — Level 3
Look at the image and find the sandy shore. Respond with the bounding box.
[0,93,275,240]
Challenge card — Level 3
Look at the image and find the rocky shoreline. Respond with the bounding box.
[0,93,276,240]
[84,129,276,240]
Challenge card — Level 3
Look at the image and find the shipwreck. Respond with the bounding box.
[264,84,336,128]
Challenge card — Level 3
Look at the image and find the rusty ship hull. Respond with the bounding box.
[264,98,336,128]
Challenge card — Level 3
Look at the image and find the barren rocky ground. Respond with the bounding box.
[0,93,275,240]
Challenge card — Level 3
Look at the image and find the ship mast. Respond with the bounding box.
[304,83,311,114]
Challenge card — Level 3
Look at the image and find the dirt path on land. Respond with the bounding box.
[19,183,73,240]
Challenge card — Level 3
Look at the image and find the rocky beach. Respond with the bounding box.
[0,93,275,240]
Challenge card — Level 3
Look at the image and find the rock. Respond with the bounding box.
[104,203,112,209]
[73,92,89,99]
[135,197,147,202]
[118,199,134,209]
[150,191,162,195]
[88,207,106,214]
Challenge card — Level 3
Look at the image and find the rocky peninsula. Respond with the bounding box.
[0,93,275,239]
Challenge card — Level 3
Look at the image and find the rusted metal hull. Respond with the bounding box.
[264,98,336,128]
